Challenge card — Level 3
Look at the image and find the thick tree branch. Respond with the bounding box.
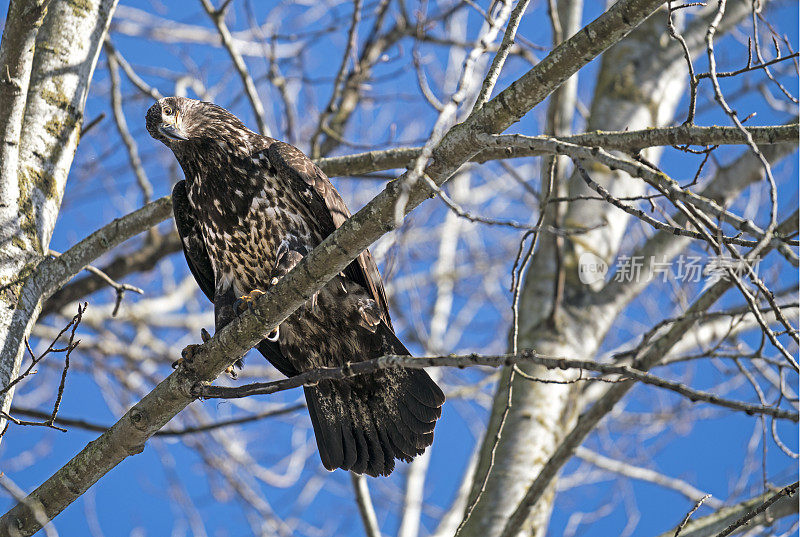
[41,229,180,317]
[0,1,684,532]
[495,214,798,537]
[316,124,798,177]
[0,0,119,443]
[654,483,799,537]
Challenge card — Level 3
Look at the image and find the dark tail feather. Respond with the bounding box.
[304,367,444,477]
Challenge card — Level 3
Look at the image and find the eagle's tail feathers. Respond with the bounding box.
[304,368,444,477]
[305,384,344,471]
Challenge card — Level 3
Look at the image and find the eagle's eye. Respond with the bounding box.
[163,105,174,116]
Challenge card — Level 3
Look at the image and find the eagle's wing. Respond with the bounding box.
[266,141,393,327]
[172,180,294,374]
[172,180,215,301]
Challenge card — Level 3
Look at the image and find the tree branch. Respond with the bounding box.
[41,229,180,317]
[350,473,381,537]
[0,1,679,532]
[654,482,799,537]
[315,124,798,177]
[574,447,723,509]
[199,0,269,136]
[192,352,798,422]
[495,214,798,537]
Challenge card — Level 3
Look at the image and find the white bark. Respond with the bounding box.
[459,4,756,536]
[0,0,118,436]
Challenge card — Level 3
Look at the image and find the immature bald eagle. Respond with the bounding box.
[146,97,444,477]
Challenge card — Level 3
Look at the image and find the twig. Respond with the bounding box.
[48,250,144,317]
[473,0,534,109]
[194,352,798,422]
[495,212,797,537]
[309,0,363,157]
[8,403,305,436]
[29,196,172,306]
[42,230,180,317]
[103,39,163,100]
[106,43,154,204]
[79,113,105,136]
[199,0,269,136]
[481,134,799,260]
[420,172,601,233]
[0,304,85,398]
[573,448,721,510]
[675,495,713,536]
[573,162,772,247]
[713,482,798,537]
[654,483,799,537]
[350,473,381,537]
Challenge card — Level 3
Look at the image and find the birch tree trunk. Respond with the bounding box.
[458,3,756,536]
[0,0,118,438]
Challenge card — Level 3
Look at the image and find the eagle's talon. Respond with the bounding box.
[266,326,279,342]
[175,343,201,370]
[200,328,211,342]
[225,364,239,380]
[235,289,265,315]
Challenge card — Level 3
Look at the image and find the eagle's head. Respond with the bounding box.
[145,97,252,149]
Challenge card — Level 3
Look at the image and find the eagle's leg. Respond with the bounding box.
[210,285,247,375]
[173,327,212,370]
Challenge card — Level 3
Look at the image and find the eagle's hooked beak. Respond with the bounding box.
[159,123,189,141]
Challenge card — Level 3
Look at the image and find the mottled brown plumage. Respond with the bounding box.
[146,97,444,476]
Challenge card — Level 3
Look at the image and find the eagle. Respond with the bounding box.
[145,97,444,477]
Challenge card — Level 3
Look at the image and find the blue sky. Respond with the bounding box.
[2,0,798,536]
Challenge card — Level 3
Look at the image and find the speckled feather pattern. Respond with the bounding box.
[146,97,444,476]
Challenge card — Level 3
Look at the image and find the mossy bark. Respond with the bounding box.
[0,0,119,440]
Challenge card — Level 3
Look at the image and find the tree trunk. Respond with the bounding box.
[458,3,754,534]
[0,0,118,439]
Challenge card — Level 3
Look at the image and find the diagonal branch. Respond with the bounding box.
[316,123,798,177]
[0,1,674,533]
[199,0,269,136]
[495,213,798,537]
[653,482,799,537]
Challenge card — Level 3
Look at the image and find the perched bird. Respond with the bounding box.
[146,97,444,477]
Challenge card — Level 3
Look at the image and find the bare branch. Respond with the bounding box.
[496,213,798,537]
[473,0,534,109]
[654,483,799,537]
[42,230,180,317]
[106,44,153,203]
[350,473,381,537]
[574,447,722,509]
[199,0,269,136]
[193,352,799,422]
[315,124,799,177]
